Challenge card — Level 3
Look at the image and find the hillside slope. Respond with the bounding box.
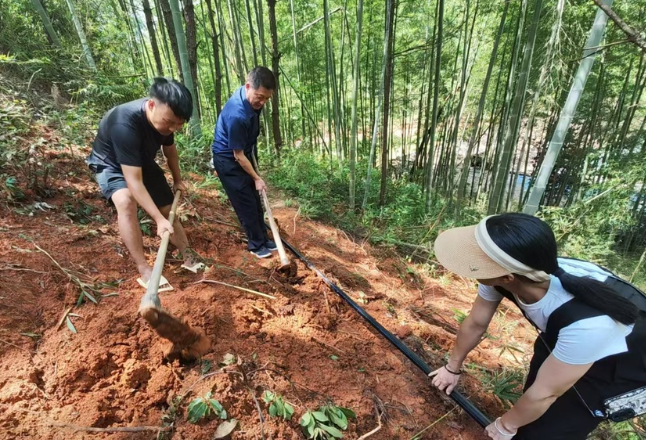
[0,93,534,440]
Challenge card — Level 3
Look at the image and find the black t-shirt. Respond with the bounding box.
[87,98,174,171]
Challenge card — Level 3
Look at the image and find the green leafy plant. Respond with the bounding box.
[1,175,25,201]
[137,209,154,236]
[262,390,294,420]
[299,403,356,439]
[64,200,94,224]
[452,308,467,324]
[498,340,525,363]
[201,359,213,374]
[186,391,227,424]
[481,368,525,409]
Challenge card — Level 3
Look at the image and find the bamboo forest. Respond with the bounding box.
[1,0,646,438]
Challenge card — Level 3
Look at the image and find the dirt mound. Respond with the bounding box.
[0,131,535,439]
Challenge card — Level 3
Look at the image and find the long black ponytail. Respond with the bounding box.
[486,213,639,325]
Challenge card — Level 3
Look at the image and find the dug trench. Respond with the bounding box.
[0,142,536,439]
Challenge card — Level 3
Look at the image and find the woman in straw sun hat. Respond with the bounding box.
[429,212,646,440]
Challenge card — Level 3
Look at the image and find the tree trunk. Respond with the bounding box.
[456,0,509,205]
[182,0,200,116]
[255,0,267,66]
[488,0,542,214]
[289,0,306,142]
[142,0,163,75]
[361,0,392,210]
[158,0,182,80]
[198,0,216,122]
[205,0,223,115]
[516,0,564,208]
[233,0,249,72]
[280,68,329,151]
[245,0,258,66]
[228,0,246,82]
[590,0,646,54]
[424,0,444,212]
[111,0,142,73]
[30,0,61,47]
[447,0,478,197]
[487,0,527,205]
[616,57,645,153]
[168,0,201,136]
[524,0,613,215]
[378,0,396,206]
[215,0,232,96]
[65,0,97,71]
[412,19,436,180]
[323,0,343,161]
[349,0,363,210]
[154,0,175,76]
[129,0,155,75]
[338,0,351,158]
[267,0,283,153]
[475,43,509,200]
[254,0,272,149]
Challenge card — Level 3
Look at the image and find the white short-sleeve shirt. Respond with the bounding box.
[479,259,633,365]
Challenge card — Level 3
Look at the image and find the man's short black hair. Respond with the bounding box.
[149,77,193,120]
[247,67,276,90]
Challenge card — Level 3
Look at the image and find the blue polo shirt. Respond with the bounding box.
[211,86,261,159]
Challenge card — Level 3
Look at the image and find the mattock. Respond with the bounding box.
[138,190,210,361]
[251,152,298,277]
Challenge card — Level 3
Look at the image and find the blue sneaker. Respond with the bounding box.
[250,246,272,258]
[266,240,278,251]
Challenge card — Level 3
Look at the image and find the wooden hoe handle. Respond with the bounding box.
[139,190,181,311]
[261,189,290,266]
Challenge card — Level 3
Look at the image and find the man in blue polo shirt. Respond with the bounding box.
[211,67,277,258]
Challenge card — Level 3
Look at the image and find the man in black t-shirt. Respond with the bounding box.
[87,78,201,288]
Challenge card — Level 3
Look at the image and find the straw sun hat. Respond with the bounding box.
[433,216,549,282]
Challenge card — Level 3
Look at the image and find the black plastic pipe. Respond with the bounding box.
[280,237,492,428]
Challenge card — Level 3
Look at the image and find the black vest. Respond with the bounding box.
[495,282,646,410]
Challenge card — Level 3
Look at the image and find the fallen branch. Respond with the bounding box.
[358,399,384,440]
[208,263,267,283]
[249,388,266,440]
[49,423,171,433]
[195,279,276,299]
[56,307,73,330]
[250,305,274,316]
[590,0,646,54]
[0,338,31,352]
[249,366,322,396]
[357,419,382,440]
[33,243,75,280]
[382,238,432,252]
[407,406,457,440]
[311,336,347,355]
[33,243,105,304]
[0,266,46,274]
[204,217,238,228]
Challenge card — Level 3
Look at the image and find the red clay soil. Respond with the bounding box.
[0,134,537,439]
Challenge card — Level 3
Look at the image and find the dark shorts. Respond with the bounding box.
[93,164,174,208]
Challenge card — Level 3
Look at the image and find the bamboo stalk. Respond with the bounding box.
[49,423,170,433]
[196,279,276,299]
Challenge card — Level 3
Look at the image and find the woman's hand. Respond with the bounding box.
[484,418,517,439]
[428,366,461,395]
